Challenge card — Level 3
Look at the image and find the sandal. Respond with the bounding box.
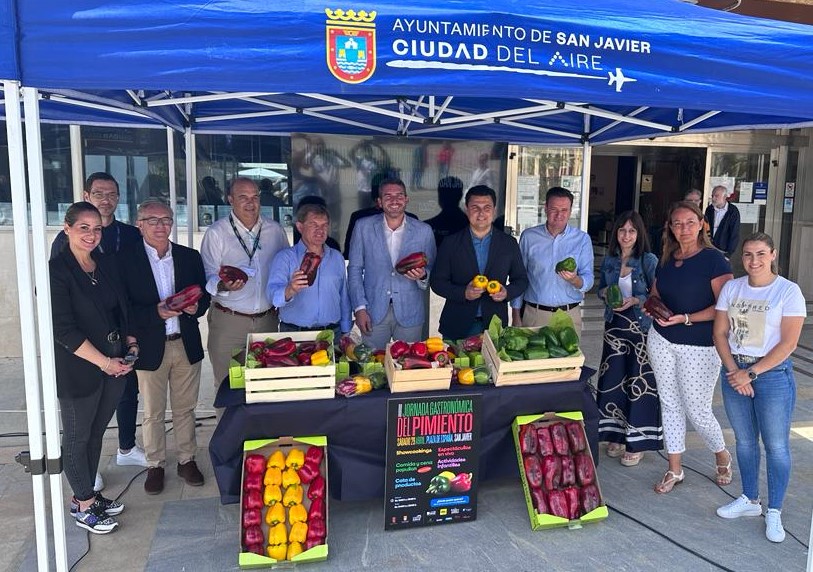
[620,452,643,467]
[654,470,684,494]
[716,450,733,486]
[606,443,626,458]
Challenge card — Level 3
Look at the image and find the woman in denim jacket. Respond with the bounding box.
[596,211,663,466]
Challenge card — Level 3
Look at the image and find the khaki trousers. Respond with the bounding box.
[138,339,202,467]
[521,304,583,335]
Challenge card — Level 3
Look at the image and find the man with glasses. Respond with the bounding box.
[50,172,145,492]
[200,177,288,402]
[118,199,210,494]
[511,187,594,333]
[348,177,436,350]
[704,185,741,258]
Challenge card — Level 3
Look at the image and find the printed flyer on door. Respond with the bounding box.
[384,394,482,530]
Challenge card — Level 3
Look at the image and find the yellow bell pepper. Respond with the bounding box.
[283,484,303,506]
[310,349,330,366]
[285,448,305,470]
[263,484,282,506]
[264,501,285,525]
[288,502,307,524]
[282,467,300,488]
[266,543,287,561]
[486,280,502,295]
[457,367,475,385]
[471,274,489,289]
[425,337,444,354]
[287,541,304,560]
[289,521,308,544]
[267,450,285,469]
[263,466,282,487]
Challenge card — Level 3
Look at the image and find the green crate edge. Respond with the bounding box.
[511,413,608,530]
[243,435,327,451]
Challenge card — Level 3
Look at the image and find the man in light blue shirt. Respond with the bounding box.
[267,203,351,336]
[511,187,594,333]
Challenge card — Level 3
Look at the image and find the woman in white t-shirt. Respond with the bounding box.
[712,232,806,543]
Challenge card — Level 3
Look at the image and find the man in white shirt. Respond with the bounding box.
[704,185,741,258]
[200,178,289,396]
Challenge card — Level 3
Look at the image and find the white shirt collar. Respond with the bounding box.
[144,239,172,261]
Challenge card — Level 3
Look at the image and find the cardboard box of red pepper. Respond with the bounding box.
[239,436,329,568]
[512,412,608,530]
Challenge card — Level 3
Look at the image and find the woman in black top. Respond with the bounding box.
[50,202,138,534]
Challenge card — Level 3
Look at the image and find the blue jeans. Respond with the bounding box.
[720,359,796,510]
[116,372,139,450]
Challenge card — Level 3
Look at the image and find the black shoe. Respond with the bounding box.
[177,460,204,486]
[144,467,165,495]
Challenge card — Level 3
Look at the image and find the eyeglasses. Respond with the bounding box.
[139,217,174,227]
[89,192,118,201]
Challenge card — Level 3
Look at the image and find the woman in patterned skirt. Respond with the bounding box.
[596,211,662,466]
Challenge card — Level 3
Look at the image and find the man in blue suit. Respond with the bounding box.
[348,177,437,350]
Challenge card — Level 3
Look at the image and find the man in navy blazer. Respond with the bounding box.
[431,186,528,340]
[704,185,741,258]
[348,177,436,350]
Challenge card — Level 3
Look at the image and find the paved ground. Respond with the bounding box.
[1,297,811,571]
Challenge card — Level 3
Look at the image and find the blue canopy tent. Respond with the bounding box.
[3,1,813,569]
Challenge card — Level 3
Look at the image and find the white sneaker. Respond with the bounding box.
[716,494,762,519]
[765,509,786,543]
[117,446,148,467]
[93,471,105,493]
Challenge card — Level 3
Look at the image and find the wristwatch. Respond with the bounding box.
[747,368,758,381]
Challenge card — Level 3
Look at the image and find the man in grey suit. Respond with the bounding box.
[348,177,436,350]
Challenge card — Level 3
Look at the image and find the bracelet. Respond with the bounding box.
[101,357,111,372]
[684,313,692,326]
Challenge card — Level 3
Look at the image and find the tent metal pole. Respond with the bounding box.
[580,115,591,233]
[69,125,84,200]
[167,127,178,242]
[5,80,51,572]
[23,86,69,572]
[185,127,195,246]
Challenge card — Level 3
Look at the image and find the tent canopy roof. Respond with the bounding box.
[5,0,813,143]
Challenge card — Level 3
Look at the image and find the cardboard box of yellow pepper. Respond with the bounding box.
[512,412,608,530]
[239,436,329,568]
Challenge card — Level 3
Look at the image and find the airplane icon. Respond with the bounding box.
[608,68,637,92]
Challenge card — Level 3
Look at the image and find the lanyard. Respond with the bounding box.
[97,222,121,255]
[229,214,262,264]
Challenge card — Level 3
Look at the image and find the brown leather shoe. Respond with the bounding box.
[144,467,165,495]
[177,460,204,486]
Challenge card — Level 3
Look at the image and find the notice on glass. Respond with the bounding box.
[517,175,539,206]
[384,394,482,530]
[784,182,795,198]
[739,182,753,203]
[641,174,653,193]
[517,205,539,232]
[784,198,794,213]
[737,203,760,224]
[753,182,768,205]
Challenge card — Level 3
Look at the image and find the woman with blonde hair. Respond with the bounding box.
[645,201,734,493]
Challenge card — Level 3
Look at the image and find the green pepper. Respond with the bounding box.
[527,336,547,349]
[472,366,490,385]
[540,327,561,350]
[503,334,528,352]
[507,350,525,361]
[558,327,580,353]
[555,257,577,273]
[426,475,451,495]
[605,284,624,309]
[524,347,550,360]
[549,345,570,358]
[368,371,388,390]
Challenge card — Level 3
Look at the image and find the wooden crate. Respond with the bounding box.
[482,329,583,386]
[384,343,452,393]
[243,332,335,403]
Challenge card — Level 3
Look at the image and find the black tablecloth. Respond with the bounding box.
[210,368,598,504]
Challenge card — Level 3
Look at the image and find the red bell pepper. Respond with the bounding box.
[432,350,450,366]
[550,423,570,456]
[244,543,264,556]
[560,455,576,487]
[536,425,555,457]
[565,421,587,453]
[305,538,323,551]
[409,341,428,359]
[389,340,410,360]
[541,455,562,491]
[461,334,482,352]
[241,508,261,529]
[574,452,595,486]
[242,525,264,547]
[523,455,544,489]
[307,518,327,542]
[308,475,326,500]
[547,490,569,519]
[264,339,297,358]
[449,472,472,493]
[530,487,548,515]
[519,424,537,456]
[305,445,324,467]
[580,484,601,514]
[298,341,317,354]
[297,460,321,485]
[308,497,325,522]
[243,472,262,492]
[296,352,312,365]
[242,489,263,511]
[315,340,331,352]
[244,454,266,475]
[263,354,299,367]
[563,486,580,520]
[401,356,432,369]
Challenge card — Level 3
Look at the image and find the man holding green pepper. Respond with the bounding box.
[511,187,594,333]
